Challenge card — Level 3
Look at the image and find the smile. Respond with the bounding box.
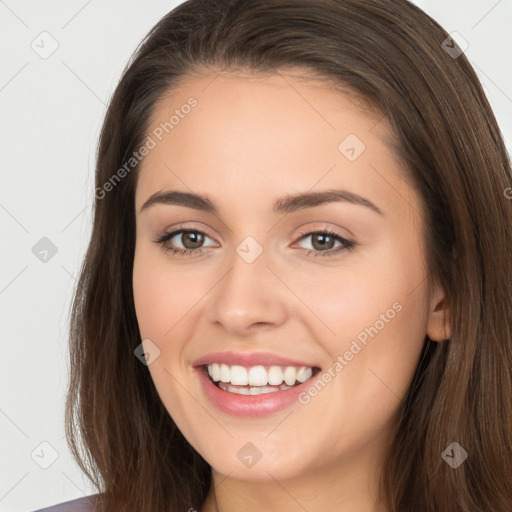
[193,351,322,416]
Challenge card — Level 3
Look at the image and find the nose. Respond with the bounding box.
[207,244,290,336]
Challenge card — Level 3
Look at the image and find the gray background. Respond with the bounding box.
[1,1,511,511]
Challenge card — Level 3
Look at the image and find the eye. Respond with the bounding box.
[294,229,356,257]
[154,227,356,258]
[154,228,217,257]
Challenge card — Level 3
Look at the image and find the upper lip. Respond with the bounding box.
[193,351,320,368]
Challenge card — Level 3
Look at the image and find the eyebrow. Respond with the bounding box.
[140,188,384,216]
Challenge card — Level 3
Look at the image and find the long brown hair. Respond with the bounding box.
[65,1,512,510]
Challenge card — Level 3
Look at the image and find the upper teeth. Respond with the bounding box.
[207,364,313,386]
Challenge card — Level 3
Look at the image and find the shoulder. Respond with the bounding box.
[31,494,99,512]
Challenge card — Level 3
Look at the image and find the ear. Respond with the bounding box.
[426,280,451,341]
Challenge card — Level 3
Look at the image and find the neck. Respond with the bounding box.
[200,447,389,512]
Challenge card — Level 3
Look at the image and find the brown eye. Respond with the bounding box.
[295,229,356,257]
[179,231,205,249]
[310,233,337,251]
[154,229,217,255]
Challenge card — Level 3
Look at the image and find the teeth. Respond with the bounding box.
[230,365,248,385]
[207,363,220,381]
[220,364,230,382]
[248,366,267,386]
[296,366,313,383]
[206,363,314,387]
[283,366,297,386]
[268,366,284,385]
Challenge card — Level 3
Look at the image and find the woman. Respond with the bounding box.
[35,0,512,510]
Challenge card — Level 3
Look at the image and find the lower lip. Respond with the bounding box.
[196,367,313,417]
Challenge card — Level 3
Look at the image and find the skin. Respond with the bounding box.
[132,68,450,512]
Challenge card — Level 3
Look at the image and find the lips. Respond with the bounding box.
[193,351,321,417]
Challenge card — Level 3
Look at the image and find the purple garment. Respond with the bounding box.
[32,494,98,512]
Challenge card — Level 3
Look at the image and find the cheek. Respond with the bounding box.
[133,269,170,338]
[132,246,194,341]
[292,257,426,350]
[298,240,429,404]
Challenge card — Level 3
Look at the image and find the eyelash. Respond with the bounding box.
[154,227,356,258]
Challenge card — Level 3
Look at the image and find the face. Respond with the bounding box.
[132,68,442,484]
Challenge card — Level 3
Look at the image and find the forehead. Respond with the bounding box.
[135,69,417,221]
